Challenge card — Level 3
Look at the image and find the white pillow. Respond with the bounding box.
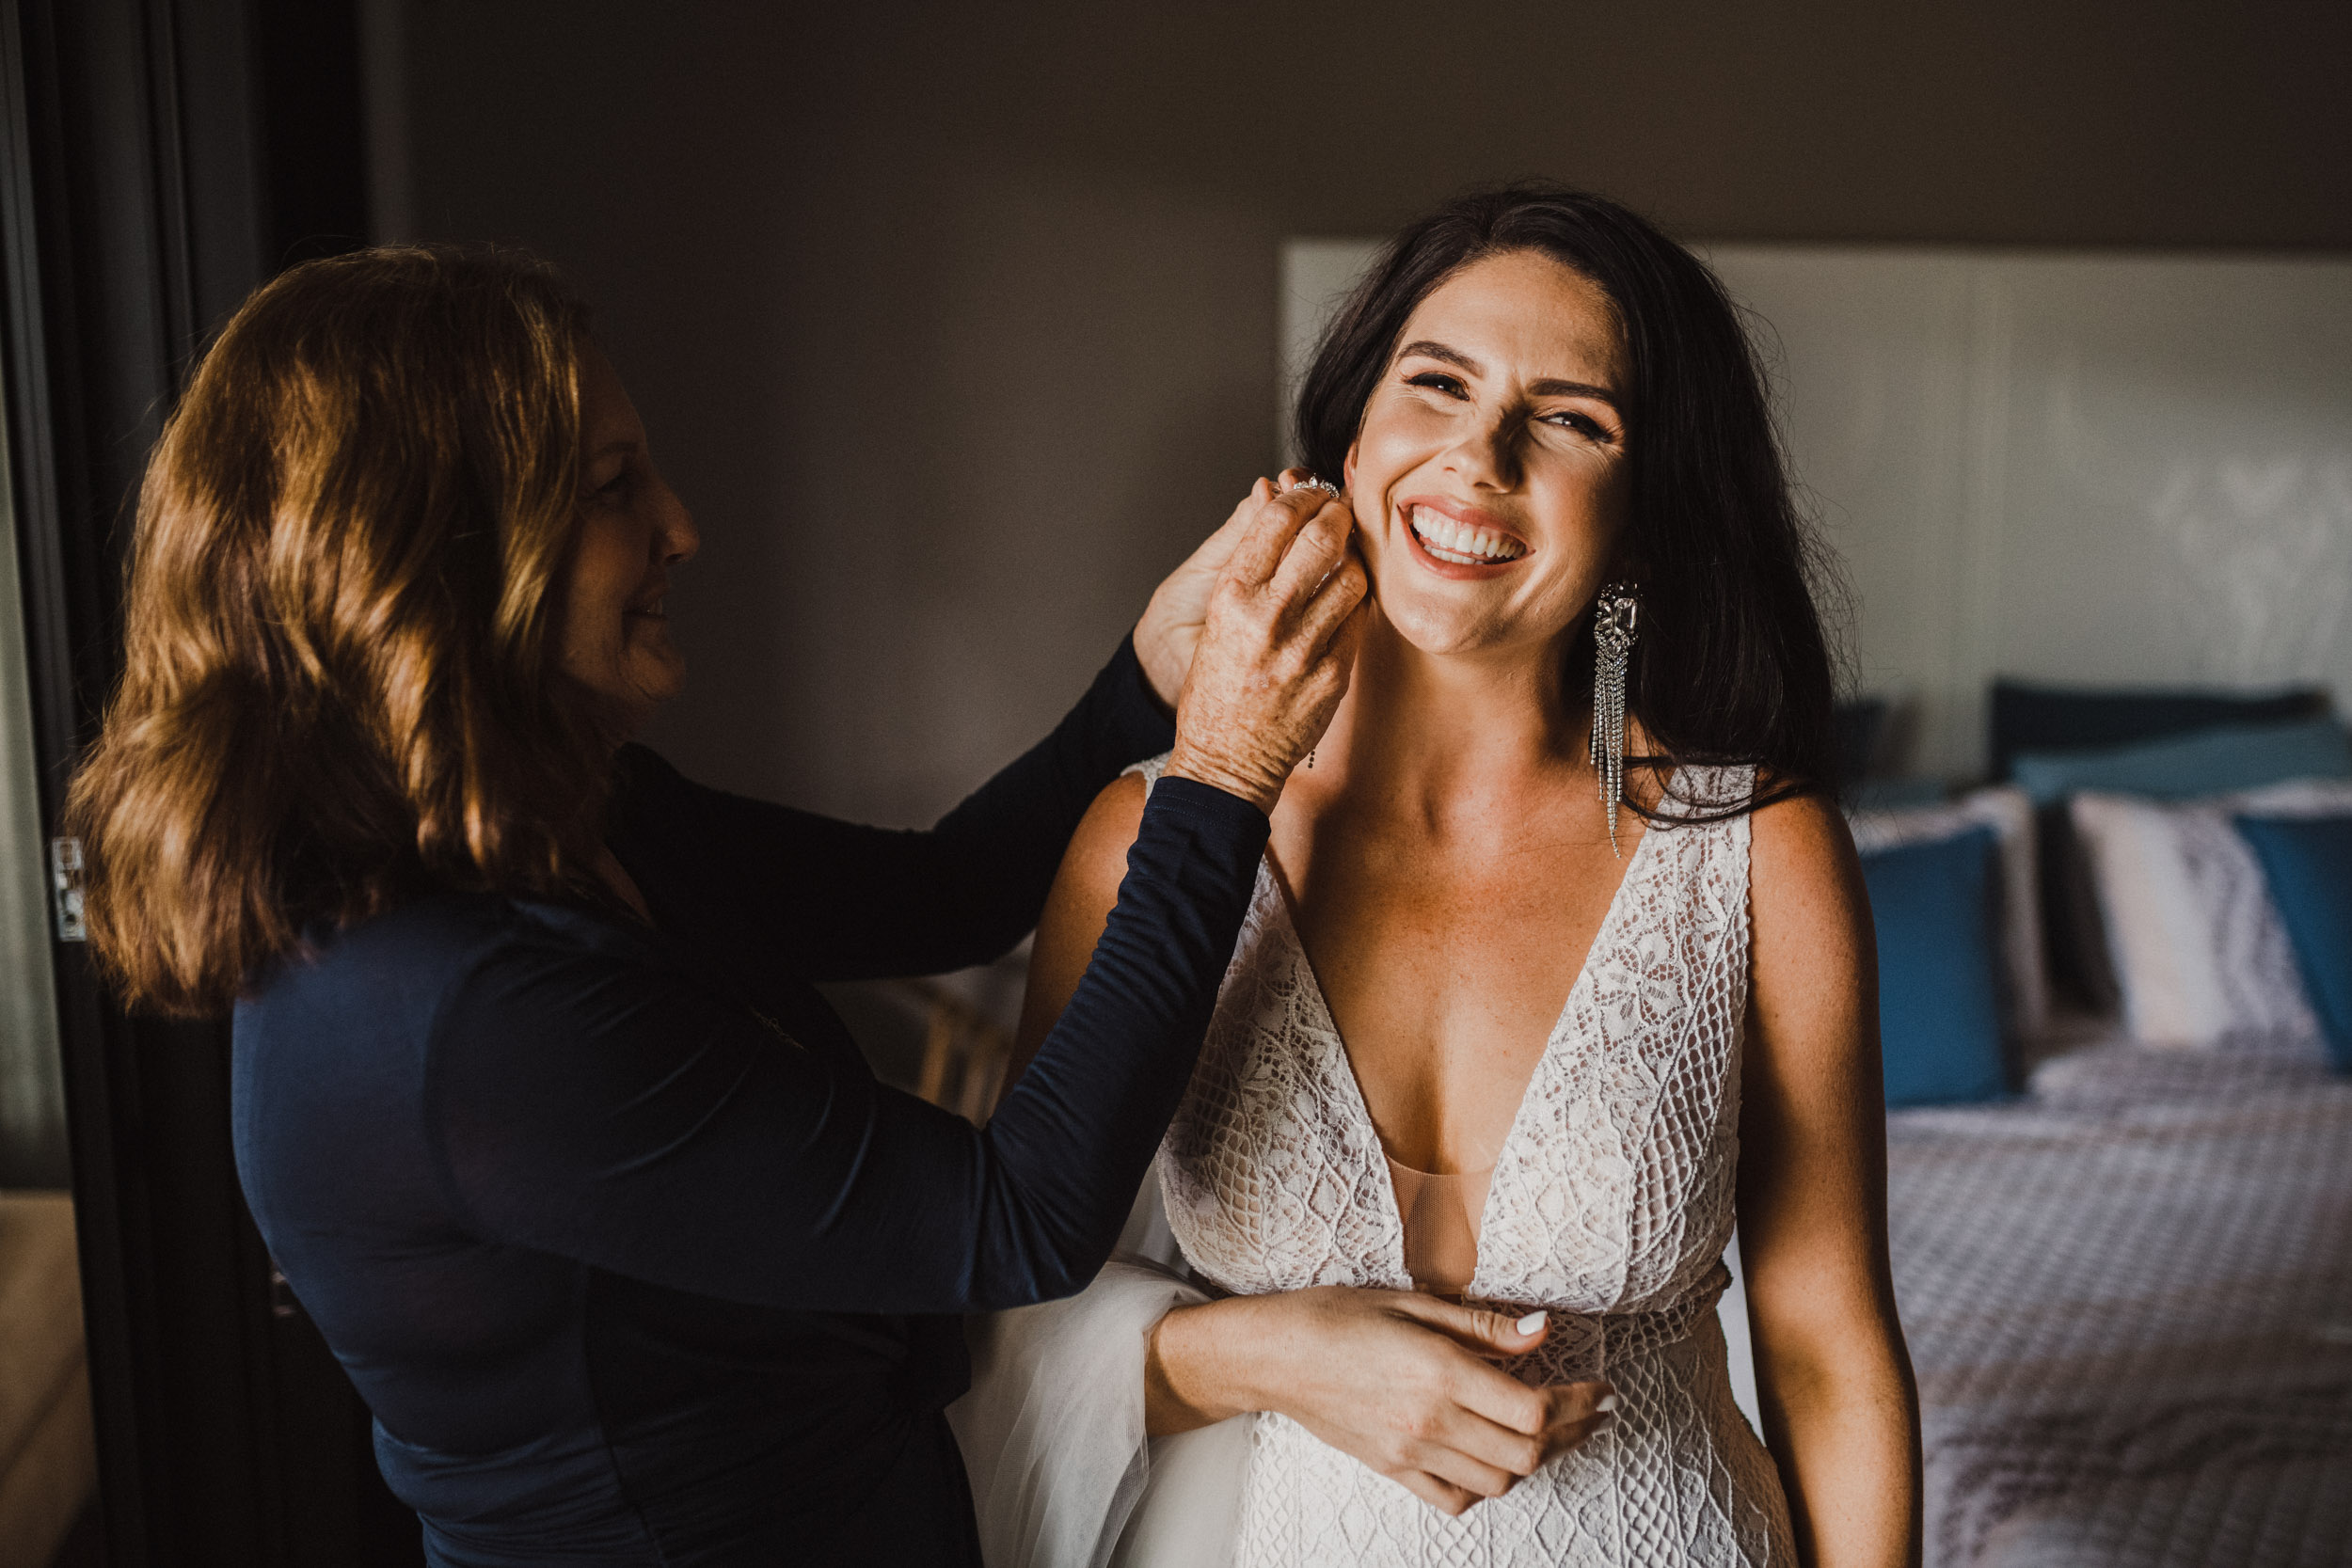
[1850,786,2047,1037]
[2069,777,2352,1051]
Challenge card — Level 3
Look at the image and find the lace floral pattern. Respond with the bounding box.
[1141,758,1793,1565]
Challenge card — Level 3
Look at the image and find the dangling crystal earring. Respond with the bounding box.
[1588,583,1641,858]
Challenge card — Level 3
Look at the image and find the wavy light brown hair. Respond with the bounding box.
[66,245,610,1016]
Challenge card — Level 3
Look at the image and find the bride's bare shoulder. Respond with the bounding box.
[1013,772,1155,1062]
[1746,779,1860,880]
[1061,771,1152,903]
[1744,781,1872,1022]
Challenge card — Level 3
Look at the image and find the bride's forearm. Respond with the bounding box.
[1144,1299,1268,1436]
[1752,1314,1921,1566]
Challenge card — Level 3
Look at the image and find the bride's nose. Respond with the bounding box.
[1439,409,1520,492]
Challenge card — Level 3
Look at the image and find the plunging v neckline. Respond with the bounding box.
[1257,798,1668,1292]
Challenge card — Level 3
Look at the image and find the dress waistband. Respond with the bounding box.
[1198,1262,1727,1384]
[1482,1262,1731,1386]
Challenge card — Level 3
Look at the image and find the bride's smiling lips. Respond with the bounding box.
[1393,495,1532,580]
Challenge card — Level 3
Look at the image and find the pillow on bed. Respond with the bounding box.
[1859,826,2009,1106]
[1988,680,2329,782]
[2010,717,2352,1011]
[2233,815,2352,1072]
[2070,778,2352,1051]
[1850,787,2045,1037]
[2010,715,2352,805]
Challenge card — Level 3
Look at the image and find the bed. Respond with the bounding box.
[1885,1033,2352,1566]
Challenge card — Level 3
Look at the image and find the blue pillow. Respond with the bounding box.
[2233,815,2352,1073]
[2010,717,2352,807]
[1990,680,2328,780]
[1860,826,2008,1107]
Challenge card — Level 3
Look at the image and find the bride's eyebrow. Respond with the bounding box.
[1528,376,1619,407]
[1397,339,1619,407]
[1396,339,1480,376]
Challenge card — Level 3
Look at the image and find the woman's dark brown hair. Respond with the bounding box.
[66,245,608,1016]
[1296,182,1846,820]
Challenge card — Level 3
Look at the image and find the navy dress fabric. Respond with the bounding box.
[232,641,1267,1566]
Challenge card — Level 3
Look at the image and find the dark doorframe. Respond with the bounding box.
[0,1,416,1561]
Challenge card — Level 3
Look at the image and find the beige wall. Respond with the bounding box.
[397,0,2352,821]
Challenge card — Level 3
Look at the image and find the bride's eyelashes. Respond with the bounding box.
[1540,408,1615,444]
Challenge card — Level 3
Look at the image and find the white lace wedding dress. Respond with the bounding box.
[951,757,1795,1568]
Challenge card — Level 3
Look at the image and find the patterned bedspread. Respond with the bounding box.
[1886,1037,2352,1568]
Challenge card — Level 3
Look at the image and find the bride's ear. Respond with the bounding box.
[1343,442,1358,493]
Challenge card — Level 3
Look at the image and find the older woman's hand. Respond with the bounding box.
[1146,1288,1617,1516]
[1133,470,1332,710]
[1163,480,1366,814]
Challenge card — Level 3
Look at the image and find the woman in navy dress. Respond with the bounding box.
[64,245,1367,1565]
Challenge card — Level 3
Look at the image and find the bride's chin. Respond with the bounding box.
[1372,597,1511,660]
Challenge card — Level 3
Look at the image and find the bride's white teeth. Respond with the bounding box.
[1408,506,1526,564]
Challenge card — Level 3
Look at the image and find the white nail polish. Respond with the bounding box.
[1515,1311,1547,1335]
[1595,1393,1621,1415]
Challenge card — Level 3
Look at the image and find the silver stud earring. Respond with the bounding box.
[1588,583,1641,858]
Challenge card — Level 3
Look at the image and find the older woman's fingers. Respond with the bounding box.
[1298,576,1374,667]
[1295,548,1369,653]
[1263,497,1357,610]
[1196,483,1270,565]
[1221,486,1332,593]
[1131,481,1294,706]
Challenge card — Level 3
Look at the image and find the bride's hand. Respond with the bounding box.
[1134,470,1336,710]
[1147,1288,1617,1516]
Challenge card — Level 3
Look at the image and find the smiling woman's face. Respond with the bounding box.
[1344,248,1631,662]
[559,341,700,735]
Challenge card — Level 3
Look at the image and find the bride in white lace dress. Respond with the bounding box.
[952,185,1920,1568]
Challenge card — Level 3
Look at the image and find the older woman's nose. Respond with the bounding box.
[655,480,701,563]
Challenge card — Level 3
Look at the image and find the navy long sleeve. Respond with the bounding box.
[230,640,1265,1567]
